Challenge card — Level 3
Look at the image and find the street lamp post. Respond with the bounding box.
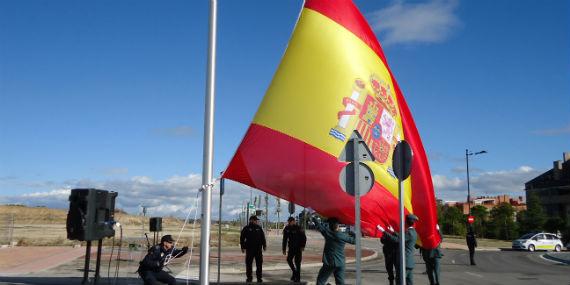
[465,149,487,215]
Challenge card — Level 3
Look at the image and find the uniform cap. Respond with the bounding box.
[406,214,419,222]
[161,235,174,243]
[249,215,259,221]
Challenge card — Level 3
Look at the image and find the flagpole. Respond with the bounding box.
[200,0,217,284]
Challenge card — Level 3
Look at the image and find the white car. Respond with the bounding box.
[512,232,563,252]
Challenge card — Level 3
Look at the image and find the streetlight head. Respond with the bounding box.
[476,150,487,155]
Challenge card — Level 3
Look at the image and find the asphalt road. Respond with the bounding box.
[428,249,569,285]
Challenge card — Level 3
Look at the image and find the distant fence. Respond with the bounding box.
[0,213,15,245]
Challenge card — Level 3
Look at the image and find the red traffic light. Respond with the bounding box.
[467,215,475,224]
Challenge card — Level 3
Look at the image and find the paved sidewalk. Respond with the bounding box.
[0,246,96,276]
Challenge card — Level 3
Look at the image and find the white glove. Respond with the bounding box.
[376,225,385,233]
[388,225,395,232]
[436,224,440,231]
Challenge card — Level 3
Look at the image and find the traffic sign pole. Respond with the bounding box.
[337,131,376,285]
[338,131,375,285]
[398,174,406,285]
[352,136,362,285]
[392,141,413,285]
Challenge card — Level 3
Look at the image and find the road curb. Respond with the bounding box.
[477,247,501,251]
[441,246,501,252]
[543,253,570,265]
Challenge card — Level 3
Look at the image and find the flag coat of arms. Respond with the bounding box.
[224,0,440,248]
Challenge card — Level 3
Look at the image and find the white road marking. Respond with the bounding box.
[451,259,455,264]
[539,254,566,265]
[465,271,484,278]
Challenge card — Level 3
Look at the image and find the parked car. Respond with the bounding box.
[512,232,563,252]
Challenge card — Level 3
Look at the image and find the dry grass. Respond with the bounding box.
[0,205,184,226]
[0,205,242,247]
[0,205,68,224]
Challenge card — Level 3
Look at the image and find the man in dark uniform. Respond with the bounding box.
[466,227,477,265]
[421,224,443,285]
[313,216,355,285]
[138,234,188,285]
[380,225,398,285]
[283,216,307,282]
[240,215,267,283]
[378,214,419,285]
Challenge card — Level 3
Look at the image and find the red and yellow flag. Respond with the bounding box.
[224,0,440,248]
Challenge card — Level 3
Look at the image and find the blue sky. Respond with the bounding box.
[1,0,569,219]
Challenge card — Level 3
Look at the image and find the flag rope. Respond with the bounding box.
[161,177,221,284]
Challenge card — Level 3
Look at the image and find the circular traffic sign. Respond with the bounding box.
[339,162,375,197]
[392,140,413,181]
[467,215,475,224]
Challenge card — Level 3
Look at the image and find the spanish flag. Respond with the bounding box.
[224,0,440,248]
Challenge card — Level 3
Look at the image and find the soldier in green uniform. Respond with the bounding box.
[421,224,443,285]
[377,214,419,285]
[380,225,398,285]
[312,216,355,285]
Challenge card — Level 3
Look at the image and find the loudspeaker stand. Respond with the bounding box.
[81,241,91,285]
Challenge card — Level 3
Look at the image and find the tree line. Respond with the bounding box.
[438,193,570,244]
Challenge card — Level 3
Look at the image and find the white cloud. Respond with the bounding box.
[369,0,460,45]
[0,188,71,209]
[432,175,462,189]
[432,166,541,201]
[228,207,245,216]
[22,188,71,198]
[1,164,544,220]
[0,174,297,222]
[518,166,533,172]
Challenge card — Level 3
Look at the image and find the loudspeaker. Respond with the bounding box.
[66,189,118,241]
[149,217,162,232]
